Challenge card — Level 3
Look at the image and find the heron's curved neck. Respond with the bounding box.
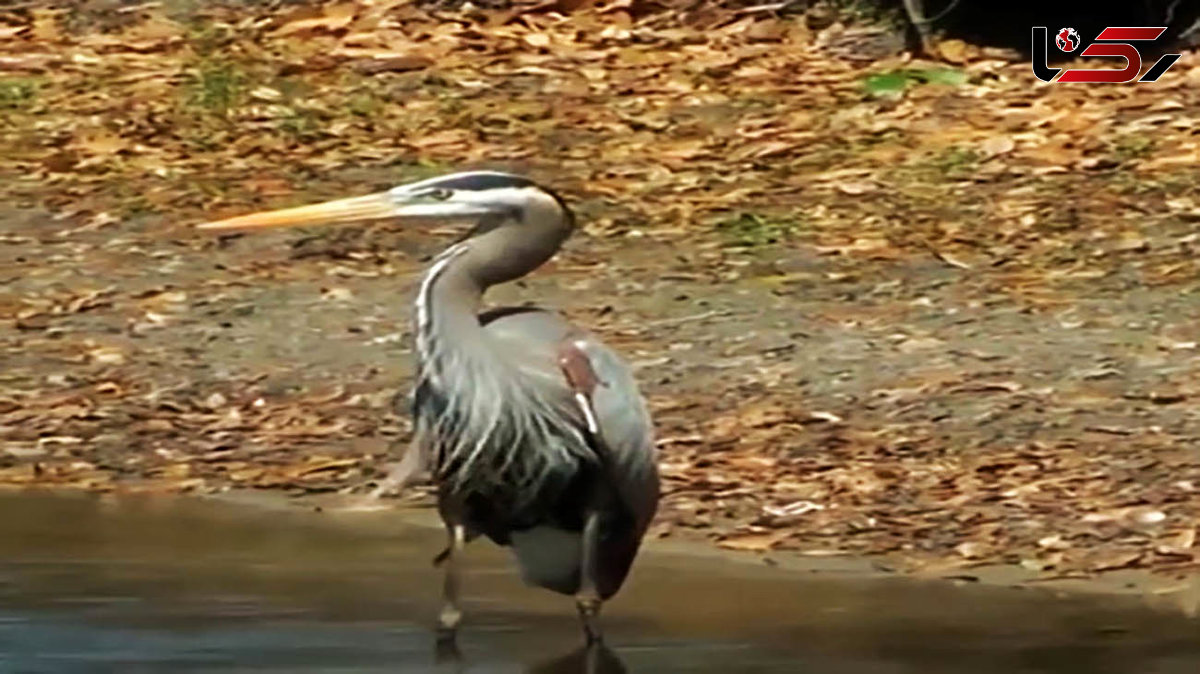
[414,219,568,374]
[416,245,485,362]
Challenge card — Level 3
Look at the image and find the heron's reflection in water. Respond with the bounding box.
[528,643,628,674]
[433,640,628,674]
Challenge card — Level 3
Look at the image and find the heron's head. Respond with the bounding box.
[196,171,574,241]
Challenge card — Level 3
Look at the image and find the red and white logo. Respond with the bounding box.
[1055,27,1080,52]
[1032,26,1181,83]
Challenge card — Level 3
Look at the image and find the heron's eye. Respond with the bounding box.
[428,188,453,201]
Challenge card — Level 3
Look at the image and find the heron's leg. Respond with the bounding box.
[576,509,604,644]
[368,439,423,499]
[437,523,466,641]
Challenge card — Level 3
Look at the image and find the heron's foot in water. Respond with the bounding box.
[436,603,462,643]
[575,595,604,645]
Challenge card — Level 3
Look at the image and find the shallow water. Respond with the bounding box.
[0,492,1197,673]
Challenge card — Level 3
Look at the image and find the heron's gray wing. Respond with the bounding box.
[482,307,662,594]
[484,307,659,598]
[569,332,659,525]
[482,308,660,527]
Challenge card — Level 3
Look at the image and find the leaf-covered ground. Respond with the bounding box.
[3,2,1200,590]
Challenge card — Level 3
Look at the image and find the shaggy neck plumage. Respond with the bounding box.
[411,231,587,497]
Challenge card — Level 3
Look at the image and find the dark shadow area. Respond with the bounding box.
[903,0,1200,57]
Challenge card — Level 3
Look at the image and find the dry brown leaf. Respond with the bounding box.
[979,136,1015,159]
[30,9,60,42]
[835,180,875,196]
[286,457,361,479]
[356,53,434,74]
[0,24,27,40]
[936,39,971,64]
[75,131,126,156]
[523,32,552,48]
[1087,550,1143,572]
[1158,529,1197,555]
[717,530,790,552]
[273,3,359,37]
[745,20,786,43]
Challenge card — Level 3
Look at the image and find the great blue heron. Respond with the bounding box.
[197,171,660,645]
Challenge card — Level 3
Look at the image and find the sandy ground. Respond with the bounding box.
[4,192,1200,605]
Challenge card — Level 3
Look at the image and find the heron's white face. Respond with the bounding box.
[385,184,544,222]
[195,171,552,233]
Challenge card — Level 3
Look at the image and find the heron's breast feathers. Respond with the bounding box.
[412,365,594,499]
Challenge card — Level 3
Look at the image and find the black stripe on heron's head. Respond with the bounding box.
[420,171,539,192]
[412,171,576,229]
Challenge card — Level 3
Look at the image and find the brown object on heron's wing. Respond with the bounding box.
[558,338,604,396]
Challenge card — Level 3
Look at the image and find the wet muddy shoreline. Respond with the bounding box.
[3,489,1200,673]
[76,485,1200,615]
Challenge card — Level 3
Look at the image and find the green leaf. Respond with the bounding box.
[862,68,966,98]
[909,68,968,86]
[863,72,912,97]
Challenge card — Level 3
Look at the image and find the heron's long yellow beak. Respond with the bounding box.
[196,192,397,232]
